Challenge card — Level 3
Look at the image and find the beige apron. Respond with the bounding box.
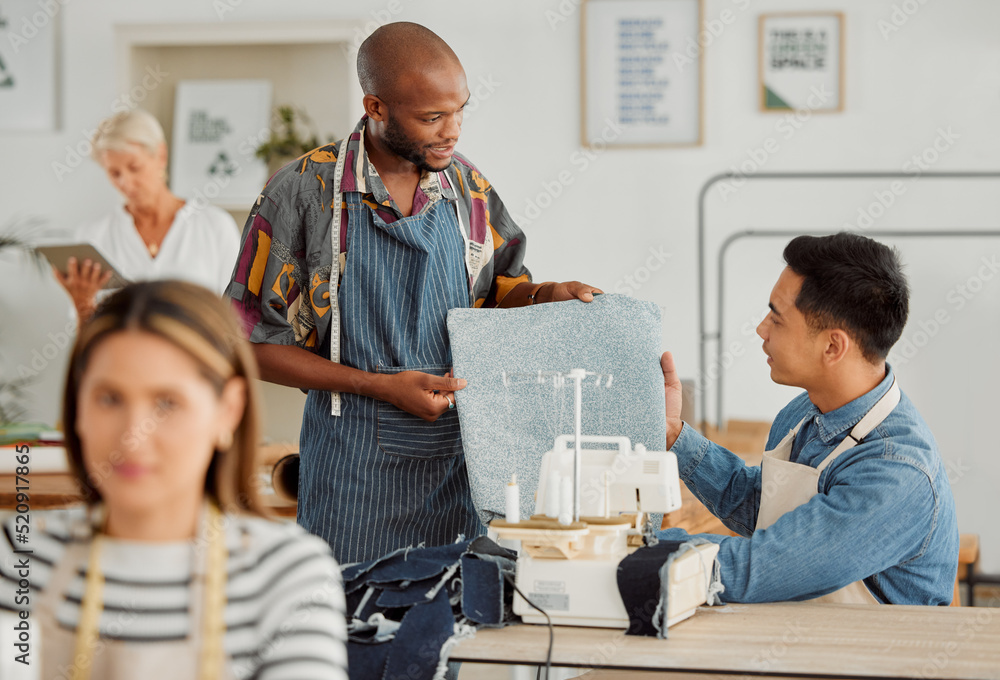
[34,508,237,680]
[754,377,901,604]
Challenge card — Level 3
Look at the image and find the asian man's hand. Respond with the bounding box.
[661,351,684,449]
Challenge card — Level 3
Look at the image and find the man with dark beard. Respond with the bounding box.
[225,22,601,563]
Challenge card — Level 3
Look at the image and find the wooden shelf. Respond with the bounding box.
[114,20,365,224]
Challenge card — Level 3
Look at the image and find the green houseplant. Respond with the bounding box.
[255,106,335,175]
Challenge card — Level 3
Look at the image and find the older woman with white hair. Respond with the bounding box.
[54,109,240,320]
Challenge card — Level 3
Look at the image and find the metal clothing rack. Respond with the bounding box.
[696,171,1000,431]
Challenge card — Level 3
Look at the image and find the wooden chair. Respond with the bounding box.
[951,533,980,606]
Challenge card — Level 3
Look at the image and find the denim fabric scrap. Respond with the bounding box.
[617,537,722,639]
[345,537,517,680]
[344,541,469,587]
[618,540,684,637]
[376,570,454,608]
[347,612,401,643]
[460,554,507,625]
[447,294,666,527]
[348,638,391,680]
[342,544,413,594]
[349,591,405,630]
[383,589,456,680]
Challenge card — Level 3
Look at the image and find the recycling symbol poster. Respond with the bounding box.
[170,79,272,208]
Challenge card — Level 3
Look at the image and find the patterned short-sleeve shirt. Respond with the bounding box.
[224,116,531,355]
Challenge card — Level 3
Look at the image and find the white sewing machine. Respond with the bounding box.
[489,369,719,630]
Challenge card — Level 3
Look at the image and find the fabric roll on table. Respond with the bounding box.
[447,293,666,526]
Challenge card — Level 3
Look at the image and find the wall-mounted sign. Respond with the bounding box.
[582,0,703,148]
[759,12,844,112]
[170,79,272,207]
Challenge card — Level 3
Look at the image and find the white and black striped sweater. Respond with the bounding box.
[0,507,348,680]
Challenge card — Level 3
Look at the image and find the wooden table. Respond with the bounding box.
[451,602,1000,679]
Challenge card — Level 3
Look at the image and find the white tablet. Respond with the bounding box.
[35,243,131,290]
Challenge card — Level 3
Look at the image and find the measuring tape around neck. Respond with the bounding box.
[70,503,228,680]
[328,138,349,417]
[326,139,479,417]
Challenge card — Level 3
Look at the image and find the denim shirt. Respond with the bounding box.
[660,367,959,605]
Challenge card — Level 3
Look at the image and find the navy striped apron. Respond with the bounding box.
[297,189,483,564]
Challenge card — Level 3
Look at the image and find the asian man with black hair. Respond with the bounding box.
[660,232,959,605]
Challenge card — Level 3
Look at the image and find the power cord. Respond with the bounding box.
[504,573,554,680]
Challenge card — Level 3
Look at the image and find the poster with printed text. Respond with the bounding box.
[170,79,272,208]
[582,0,702,147]
[760,13,843,112]
[0,0,58,131]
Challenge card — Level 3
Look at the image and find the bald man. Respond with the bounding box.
[225,23,601,563]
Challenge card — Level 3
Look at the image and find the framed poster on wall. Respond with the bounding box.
[0,0,58,131]
[170,79,272,208]
[759,12,843,112]
[581,0,703,148]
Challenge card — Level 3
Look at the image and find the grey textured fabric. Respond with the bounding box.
[447,294,666,526]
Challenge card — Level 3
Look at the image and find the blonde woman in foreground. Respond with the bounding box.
[1,280,347,679]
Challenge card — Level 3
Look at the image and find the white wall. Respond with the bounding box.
[1,0,998,572]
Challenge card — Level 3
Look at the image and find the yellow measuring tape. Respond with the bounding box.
[69,504,228,680]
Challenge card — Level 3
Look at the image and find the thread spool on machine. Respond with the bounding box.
[489,368,718,629]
